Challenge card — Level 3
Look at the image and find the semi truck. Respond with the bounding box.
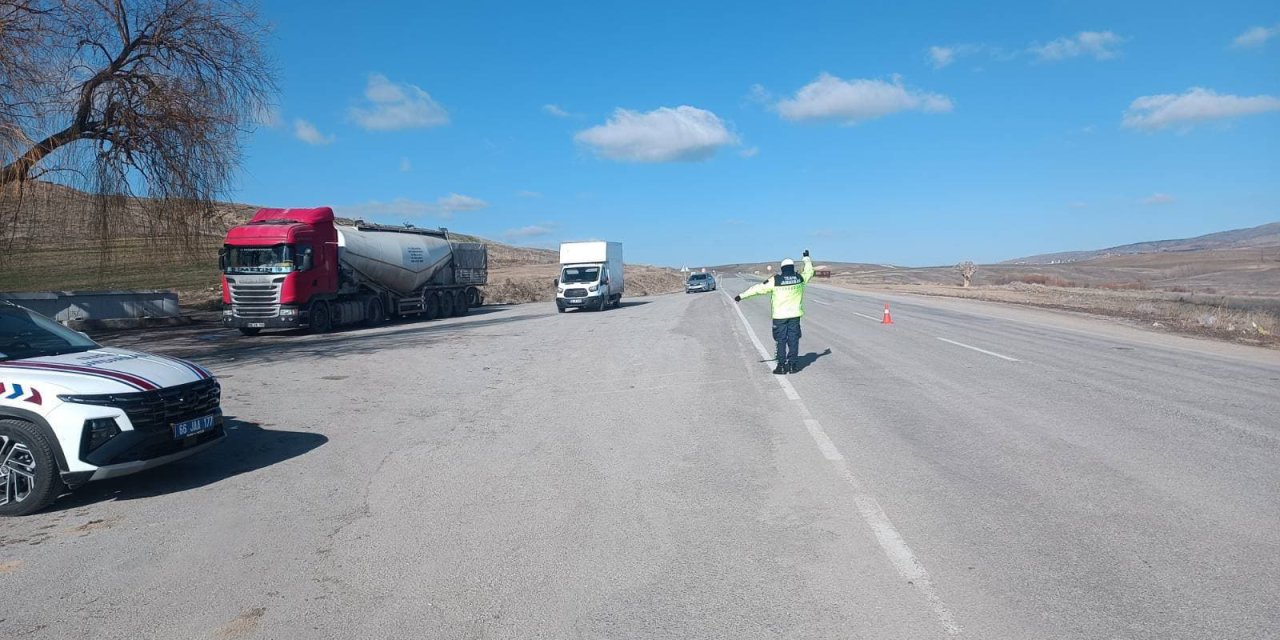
[220,207,487,335]
[555,241,623,312]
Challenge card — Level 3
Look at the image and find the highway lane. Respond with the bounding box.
[725,276,1280,639]
[0,286,1275,639]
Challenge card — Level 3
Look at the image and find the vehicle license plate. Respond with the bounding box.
[173,415,217,439]
[247,322,266,328]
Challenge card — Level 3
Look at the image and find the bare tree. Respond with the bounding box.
[955,260,977,288]
[1,0,274,257]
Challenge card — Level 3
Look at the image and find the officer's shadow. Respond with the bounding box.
[782,348,833,372]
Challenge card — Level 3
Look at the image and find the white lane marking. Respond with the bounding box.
[851,311,880,322]
[724,292,962,636]
[812,299,833,306]
[935,337,1020,362]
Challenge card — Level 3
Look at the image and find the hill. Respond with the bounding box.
[1007,221,1280,265]
[0,182,682,306]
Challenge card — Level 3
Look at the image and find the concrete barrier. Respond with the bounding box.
[0,290,184,329]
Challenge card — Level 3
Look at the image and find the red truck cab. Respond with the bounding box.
[220,208,339,334]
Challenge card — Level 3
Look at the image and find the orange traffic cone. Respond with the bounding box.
[882,303,894,325]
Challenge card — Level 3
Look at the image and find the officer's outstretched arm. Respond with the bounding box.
[738,281,772,301]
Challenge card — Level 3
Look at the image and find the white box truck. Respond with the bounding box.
[556,242,623,312]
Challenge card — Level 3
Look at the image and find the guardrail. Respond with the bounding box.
[0,290,180,324]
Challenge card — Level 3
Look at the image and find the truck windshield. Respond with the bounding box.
[561,266,600,284]
[223,245,295,274]
[0,306,99,362]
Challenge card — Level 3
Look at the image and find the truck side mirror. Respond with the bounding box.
[553,278,559,286]
[217,248,228,271]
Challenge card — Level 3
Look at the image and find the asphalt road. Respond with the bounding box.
[2,282,1277,639]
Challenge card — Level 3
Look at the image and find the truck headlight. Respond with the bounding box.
[279,307,296,316]
[588,285,599,292]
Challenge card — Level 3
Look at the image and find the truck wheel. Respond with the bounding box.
[465,287,481,308]
[613,296,622,309]
[0,419,64,517]
[238,327,261,337]
[424,293,441,320]
[455,292,470,316]
[363,297,383,327]
[310,301,333,333]
[441,291,458,318]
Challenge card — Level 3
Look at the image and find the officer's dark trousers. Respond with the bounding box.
[772,317,802,365]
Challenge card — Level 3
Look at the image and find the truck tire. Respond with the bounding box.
[455,292,470,316]
[425,293,442,320]
[441,291,458,318]
[363,297,383,327]
[238,327,261,337]
[310,300,333,333]
[613,295,622,309]
[465,287,483,308]
[0,419,65,517]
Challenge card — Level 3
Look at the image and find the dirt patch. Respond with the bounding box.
[213,607,266,640]
[67,516,123,536]
[0,559,23,573]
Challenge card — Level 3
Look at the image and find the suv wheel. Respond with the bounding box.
[0,419,64,516]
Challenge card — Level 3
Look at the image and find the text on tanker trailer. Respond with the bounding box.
[555,241,623,312]
[220,207,487,335]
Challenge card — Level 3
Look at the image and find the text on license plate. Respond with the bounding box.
[247,322,266,328]
[569,298,584,304]
[173,415,217,439]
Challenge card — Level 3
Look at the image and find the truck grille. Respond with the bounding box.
[229,277,284,318]
[564,288,589,297]
[70,378,222,433]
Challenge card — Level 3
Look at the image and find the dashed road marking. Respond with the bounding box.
[936,337,1020,362]
[725,292,963,636]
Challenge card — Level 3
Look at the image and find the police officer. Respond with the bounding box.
[734,250,814,374]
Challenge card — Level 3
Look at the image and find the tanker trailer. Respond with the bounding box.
[221,207,487,335]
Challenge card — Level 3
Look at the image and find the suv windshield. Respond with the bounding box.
[688,274,709,281]
[561,266,600,284]
[0,306,99,361]
[223,244,296,274]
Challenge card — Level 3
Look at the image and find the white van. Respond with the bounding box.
[556,242,624,312]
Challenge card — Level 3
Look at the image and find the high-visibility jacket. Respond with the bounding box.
[739,256,814,319]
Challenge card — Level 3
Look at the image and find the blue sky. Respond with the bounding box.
[235,0,1280,266]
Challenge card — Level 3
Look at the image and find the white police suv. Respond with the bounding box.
[0,301,223,515]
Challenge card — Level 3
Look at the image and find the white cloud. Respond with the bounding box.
[774,73,953,124]
[335,193,489,220]
[349,74,449,131]
[574,106,738,163]
[1141,193,1176,205]
[747,84,773,104]
[1029,31,1124,61]
[436,193,488,213]
[517,190,543,198]
[1123,87,1280,131]
[505,224,556,239]
[739,146,759,158]
[293,119,334,145]
[542,104,573,118]
[1232,24,1280,49]
[399,157,411,172]
[929,46,956,69]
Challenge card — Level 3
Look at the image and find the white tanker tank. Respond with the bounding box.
[337,225,457,295]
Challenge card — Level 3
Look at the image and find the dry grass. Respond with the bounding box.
[0,185,686,307]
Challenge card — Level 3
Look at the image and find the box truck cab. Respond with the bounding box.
[556,242,623,313]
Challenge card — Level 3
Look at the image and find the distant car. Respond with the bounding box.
[0,301,223,515]
[685,273,717,293]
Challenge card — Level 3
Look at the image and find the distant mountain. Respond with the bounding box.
[1007,221,1280,265]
